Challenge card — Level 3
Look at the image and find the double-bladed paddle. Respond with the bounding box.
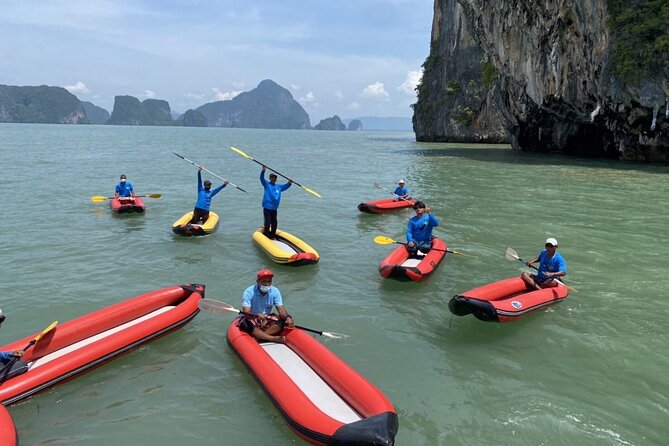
[91,194,161,202]
[373,182,413,204]
[505,247,576,292]
[373,235,477,258]
[0,320,58,375]
[197,299,347,339]
[230,146,321,198]
[172,152,247,193]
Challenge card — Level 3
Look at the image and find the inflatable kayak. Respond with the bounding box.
[449,276,569,322]
[110,196,145,214]
[253,228,319,266]
[357,198,416,214]
[0,284,204,405]
[379,237,447,282]
[0,405,17,446]
[227,320,398,446]
[172,211,219,236]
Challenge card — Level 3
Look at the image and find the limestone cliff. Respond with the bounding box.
[314,115,346,130]
[110,96,175,126]
[0,85,87,124]
[414,0,669,161]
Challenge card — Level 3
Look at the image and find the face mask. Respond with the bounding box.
[259,285,271,293]
[120,179,126,183]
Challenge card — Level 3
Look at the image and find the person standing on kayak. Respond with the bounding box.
[406,201,439,256]
[115,174,135,199]
[393,180,410,201]
[190,167,227,224]
[238,269,294,343]
[521,238,567,290]
[260,166,292,239]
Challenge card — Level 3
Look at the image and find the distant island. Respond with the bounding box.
[0,81,412,131]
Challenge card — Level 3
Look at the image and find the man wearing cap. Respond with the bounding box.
[115,174,135,199]
[393,180,410,201]
[521,238,567,290]
[190,167,228,224]
[260,166,292,239]
[406,201,439,256]
[238,269,294,343]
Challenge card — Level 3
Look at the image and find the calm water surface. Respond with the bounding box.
[0,124,666,446]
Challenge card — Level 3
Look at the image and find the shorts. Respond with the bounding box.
[237,313,286,334]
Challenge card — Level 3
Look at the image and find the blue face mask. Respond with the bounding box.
[259,285,271,293]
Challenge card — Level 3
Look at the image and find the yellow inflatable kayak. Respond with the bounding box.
[252,228,319,266]
[172,211,219,236]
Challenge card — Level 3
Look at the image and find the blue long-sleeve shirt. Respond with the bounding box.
[393,186,410,197]
[194,171,225,211]
[260,171,291,210]
[536,250,567,281]
[407,213,439,243]
[0,351,14,361]
[115,181,134,197]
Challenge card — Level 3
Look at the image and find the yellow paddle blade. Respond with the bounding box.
[373,236,396,245]
[34,321,58,343]
[301,185,322,199]
[449,250,478,259]
[147,193,161,198]
[230,146,254,160]
[91,196,108,202]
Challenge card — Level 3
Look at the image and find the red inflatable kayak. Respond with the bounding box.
[379,237,447,282]
[110,196,145,214]
[449,276,569,322]
[358,198,415,214]
[0,405,17,446]
[227,321,398,446]
[0,284,203,405]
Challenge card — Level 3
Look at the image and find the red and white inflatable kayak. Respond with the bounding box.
[449,276,569,322]
[0,405,17,446]
[0,284,203,405]
[110,196,145,214]
[227,321,398,446]
[379,237,447,282]
[357,198,416,214]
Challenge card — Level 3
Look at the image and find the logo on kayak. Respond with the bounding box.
[511,301,522,310]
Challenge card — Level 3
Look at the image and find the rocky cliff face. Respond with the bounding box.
[414,0,669,161]
[110,96,174,126]
[314,115,346,130]
[0,85,87,124]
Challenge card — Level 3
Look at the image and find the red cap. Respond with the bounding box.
[256,269,274,280]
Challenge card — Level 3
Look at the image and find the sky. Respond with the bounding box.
[0,0,434,124]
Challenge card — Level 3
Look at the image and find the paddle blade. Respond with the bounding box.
[373,182,382,188]
[198,299,241,315]
[91,196,108,202]
[301,185,321,198]
[230,146,253,160]
[373,236,397,245]
[34,321,58,343]
[449,250,478,259]
[505,247,520,261]
[147,193,162,199]
[321,331,349,340]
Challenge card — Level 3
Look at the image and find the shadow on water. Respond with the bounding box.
[406,143,669,173]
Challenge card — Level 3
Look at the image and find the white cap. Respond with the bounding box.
[545,238,558,247]
[398,179,405,184]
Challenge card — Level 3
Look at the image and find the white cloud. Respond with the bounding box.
[64,81,89,94]
[398,69,422,95]
[334,90,345,100]
[143,89,156,99]
[290,84,300,91]
[361,82,389,100]
[299,91,315,104]
[347,101,361,110]
[184,92,205,101]
[212,88,241,101]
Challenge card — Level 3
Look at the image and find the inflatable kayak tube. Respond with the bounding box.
[0,284,204,405]
[227,321,398,446]
[0,405,17,446]
[449,277,569,322]
[110,197,145,214]
[172,211,219,236]
[379,237,446,282]
[357,198,416,214]
[253,228,319,266]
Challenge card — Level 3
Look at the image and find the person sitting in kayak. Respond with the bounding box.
[238,269,294,343]
[393,179,410,201]
[190,167,227,224]
[115,174,135,201]
[0,308,27,381]
[406,201,439,257]
[260,166,292,239]
[521,238,567,290]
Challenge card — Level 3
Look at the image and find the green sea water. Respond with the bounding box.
[0,123,666,446]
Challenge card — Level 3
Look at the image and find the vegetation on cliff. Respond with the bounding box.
[314,115,346,130]
[0,85,87,123]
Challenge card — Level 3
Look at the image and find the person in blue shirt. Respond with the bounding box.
[0,309,24,365]
[238,269,294,343]
[260,166,292,239]
[190,167,227,224]
[393,179,410,201]
[406,201,439,256]
[115,174,135,198]
[521,238,567,290]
